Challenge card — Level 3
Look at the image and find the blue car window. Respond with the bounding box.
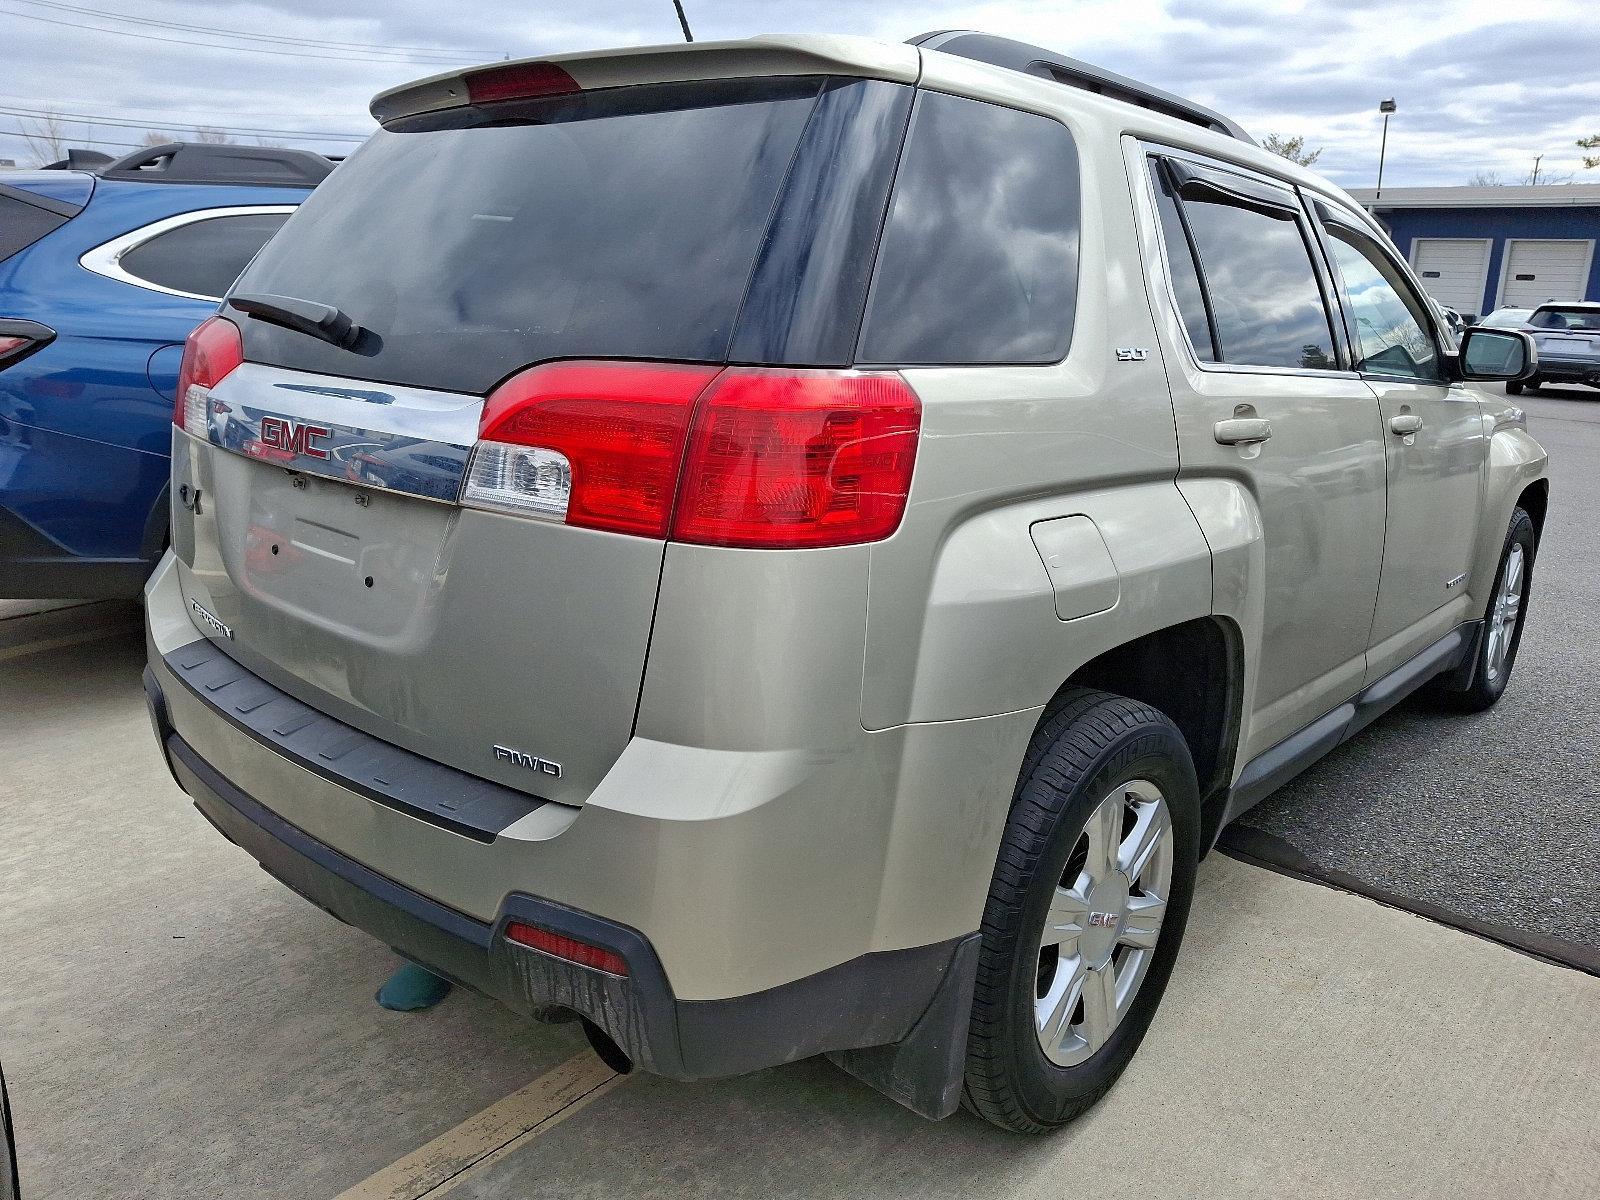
[118,211,289,298]
[0,192,72,263]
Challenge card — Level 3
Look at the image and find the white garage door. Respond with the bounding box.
[1499,240,1593,309]
[1411,238,1491,318]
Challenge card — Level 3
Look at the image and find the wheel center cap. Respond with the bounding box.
[1080,874,1130,969]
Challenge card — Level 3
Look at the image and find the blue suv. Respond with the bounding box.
[0,142,330,598]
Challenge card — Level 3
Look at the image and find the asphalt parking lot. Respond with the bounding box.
[1226,383,1600,967]
[2,385,1597,1198]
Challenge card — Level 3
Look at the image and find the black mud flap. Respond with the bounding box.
[826,933,981,1120]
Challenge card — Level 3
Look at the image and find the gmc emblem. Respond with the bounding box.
[260,415,332,460]
[1087,911,1119,927]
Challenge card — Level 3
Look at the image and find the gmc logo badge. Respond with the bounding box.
[260,416,332,460]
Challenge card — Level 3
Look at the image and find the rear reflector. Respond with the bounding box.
[464,61,581,105]
[174,315,243,437]
[504,921,629,976]
[471,362,921,548]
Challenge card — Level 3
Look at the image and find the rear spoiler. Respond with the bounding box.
[370,34,920,126]
[41,148,114,171]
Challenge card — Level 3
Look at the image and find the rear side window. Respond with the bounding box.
[0,192,71,264]
[1149,163,1216,360]
[117,212,289,299]
[1152,159,1335,370]
[235,78,829,394]
[858,92,1081,365]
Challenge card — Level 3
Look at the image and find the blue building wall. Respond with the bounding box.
[1375,205,1600,317]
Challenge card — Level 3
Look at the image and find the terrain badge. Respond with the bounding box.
[190,598,233,639]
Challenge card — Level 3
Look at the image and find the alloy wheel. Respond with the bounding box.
[1485,542,1525,683]
[1034,780,1174,1067]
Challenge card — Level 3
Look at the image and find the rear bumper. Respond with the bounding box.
[1532,357,1600,386]
[143,651,980,1114]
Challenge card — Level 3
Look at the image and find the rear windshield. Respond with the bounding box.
[233,78,828,394]
[1529,306,1600,332]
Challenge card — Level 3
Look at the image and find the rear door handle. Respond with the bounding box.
[1213,417,1272,446]
[1389,414,1424,436]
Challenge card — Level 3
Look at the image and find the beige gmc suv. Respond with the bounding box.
[142,30,1548,1132]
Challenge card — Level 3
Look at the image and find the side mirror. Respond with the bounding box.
[1457,328,1537,382]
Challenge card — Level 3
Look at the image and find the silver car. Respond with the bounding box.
[143,31,1548,1132]
[1509,302,1600,394]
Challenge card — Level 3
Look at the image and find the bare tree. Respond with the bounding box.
[1467,165,1574,186]
[19,108,70,165]
[140,130,173,147]
[1261,133,1322,167]
[191,126,235,145]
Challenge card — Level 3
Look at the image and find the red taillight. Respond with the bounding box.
[0,335,35,363]
[475,360,722,537]
[470,362,921,547]
[504,921,629,976]
[464,61,580,105]
[674,369,921,548]
[174,315,243,432]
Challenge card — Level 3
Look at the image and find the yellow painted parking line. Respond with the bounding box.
[335,1051,622,1200]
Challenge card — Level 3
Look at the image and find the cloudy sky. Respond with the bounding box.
[3,0,1597,188]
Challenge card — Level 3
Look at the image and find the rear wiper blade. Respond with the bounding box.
[228,292,362,350]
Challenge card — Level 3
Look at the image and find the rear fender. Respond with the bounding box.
[1173,476,1267,761]
[877,480,1214,727]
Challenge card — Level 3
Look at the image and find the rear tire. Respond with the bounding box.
[1434,507,1535,712]
[961,689,1199,1133]
[1505,379,1524,396]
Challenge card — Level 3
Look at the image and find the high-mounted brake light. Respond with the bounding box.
[466,361,922,549]
[174,315,243,438]
[504,921,629,977]
[464,61,581,105]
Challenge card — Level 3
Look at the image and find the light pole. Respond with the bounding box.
[1376,98,1396,198]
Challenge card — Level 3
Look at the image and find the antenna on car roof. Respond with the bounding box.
[671,0,694,42]
[908,30,1256,145]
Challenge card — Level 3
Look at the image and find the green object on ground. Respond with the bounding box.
[376,962,453,1012]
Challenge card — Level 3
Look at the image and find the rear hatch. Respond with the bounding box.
[171,55,915,805]
[1527,306,1600,367]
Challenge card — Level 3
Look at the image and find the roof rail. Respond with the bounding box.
[909,30,1255,145]
[95,142,335,188]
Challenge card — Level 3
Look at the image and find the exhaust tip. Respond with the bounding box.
[580,1017,633,1075]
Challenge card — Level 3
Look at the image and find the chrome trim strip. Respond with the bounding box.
[200,362,482,504]
[78,205,297,302]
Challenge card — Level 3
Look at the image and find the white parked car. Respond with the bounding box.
[1476,307,1535,330]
